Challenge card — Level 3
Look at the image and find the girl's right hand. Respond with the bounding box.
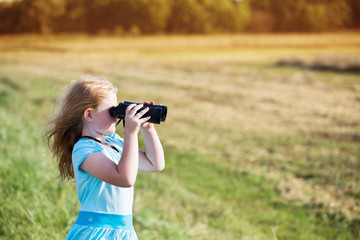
[124,104,150,134]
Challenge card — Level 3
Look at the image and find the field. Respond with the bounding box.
[0,32,360,239]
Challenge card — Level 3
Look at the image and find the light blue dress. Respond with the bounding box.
[66,133,138,240]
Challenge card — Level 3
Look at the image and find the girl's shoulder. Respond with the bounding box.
[72,138,103,170]
[73,137,102,153]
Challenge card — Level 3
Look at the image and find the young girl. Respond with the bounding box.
[45,76,165,240]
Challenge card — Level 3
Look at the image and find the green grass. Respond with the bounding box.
[0,34,359,239]
[0,108,357,239]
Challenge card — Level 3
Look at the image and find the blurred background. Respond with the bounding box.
[0,0,359,240]
[0,0,360,34]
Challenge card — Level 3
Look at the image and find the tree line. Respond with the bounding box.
[0,0,359,35]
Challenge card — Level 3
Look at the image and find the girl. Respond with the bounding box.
[45,76,165,240]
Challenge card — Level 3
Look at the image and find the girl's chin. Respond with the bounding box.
[102,128,116,136]
[110,126,117,134]
[107,129,116,135]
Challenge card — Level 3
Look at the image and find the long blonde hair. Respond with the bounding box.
[45,76,117,180]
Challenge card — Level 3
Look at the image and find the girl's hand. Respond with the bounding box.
[124,104,150,134]
[141,101,156,129]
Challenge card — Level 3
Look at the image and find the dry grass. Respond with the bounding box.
[277,53,360,73]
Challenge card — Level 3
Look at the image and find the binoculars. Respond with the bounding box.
[109,101,167,124]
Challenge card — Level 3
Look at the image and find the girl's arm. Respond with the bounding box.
[80,104,150,187]
[138,125,165,172]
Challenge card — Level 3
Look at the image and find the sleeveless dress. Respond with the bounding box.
[66,133,138,240]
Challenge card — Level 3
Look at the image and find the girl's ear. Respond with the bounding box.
[83,108,94,122]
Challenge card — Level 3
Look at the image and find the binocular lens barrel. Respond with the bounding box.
[109,101,167,124]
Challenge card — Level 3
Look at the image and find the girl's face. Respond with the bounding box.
[91,92,118,136]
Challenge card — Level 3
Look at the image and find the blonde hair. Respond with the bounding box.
[45,76,117,180]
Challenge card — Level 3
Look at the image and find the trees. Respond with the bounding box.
[248,0,354,32]
[0,1,22,34]
[166,0,251,34]
[302,0,352,31]
[17,0,66,34]
[346,0,360,27]
[0,0,357,34]
[200,0,251,33]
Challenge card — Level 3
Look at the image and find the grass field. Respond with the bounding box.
[0,32,360,239]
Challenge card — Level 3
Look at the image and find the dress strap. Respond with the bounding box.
[81,136,119,153]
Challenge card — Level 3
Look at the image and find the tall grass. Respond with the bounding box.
[0,33,359,239]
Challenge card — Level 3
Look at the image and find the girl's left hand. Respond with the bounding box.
[141,101,156,129]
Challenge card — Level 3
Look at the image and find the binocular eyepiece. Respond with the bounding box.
[109,101,167,124]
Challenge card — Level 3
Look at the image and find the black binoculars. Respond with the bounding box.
[109,101,167,124]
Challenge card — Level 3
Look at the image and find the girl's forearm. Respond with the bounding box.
[117,132,139,186]
[141,127,165,171]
